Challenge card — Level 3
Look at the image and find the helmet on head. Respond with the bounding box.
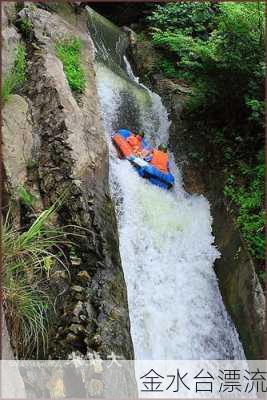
[158,143,168,153]
[132,128,139,136]
[139,131,145,138]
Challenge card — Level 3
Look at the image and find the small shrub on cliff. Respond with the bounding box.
[2,75,15,104]
[14,43,26,84]
[55,37,86,93]
[2,201,73,358]
[2,43,26,103]
[19,16,33,38]
[17,185,36,207]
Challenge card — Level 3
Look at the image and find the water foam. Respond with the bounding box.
[95,59,245,360]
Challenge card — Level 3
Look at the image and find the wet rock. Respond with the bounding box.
[53,270,68,281]
[79,314,87,323]
[74,293,86,301]
[85,303,95,320]
[73,301,84,317]
[66,333,78,344]
[70,316,81,324]
[70,285,84,293]
[77,270,90,283]
[91,334,102,347]
[70,257,82,266]
[69,324,87,335]
[57,326,64,335]
[122,26,136,47]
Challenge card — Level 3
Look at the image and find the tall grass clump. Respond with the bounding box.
[2,201,74,358]
[2,43,26,104]
[55,37,86,93]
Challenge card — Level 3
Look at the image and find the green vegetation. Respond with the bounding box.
[55,37,86,93]
[147,2,218,38]
[149,2,264,124]
[19,16,33,37]
[223,150,265,284]
[2,43,26,103]
[145,2,265,281]
[17,185,36,207]
[27,158,38,170]
[3,201,72,358]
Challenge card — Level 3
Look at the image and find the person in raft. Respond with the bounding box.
[145,143,170,173]
[127,129,146,157]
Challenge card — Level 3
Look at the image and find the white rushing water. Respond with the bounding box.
[95,60,245,360]
[88,6,244,359]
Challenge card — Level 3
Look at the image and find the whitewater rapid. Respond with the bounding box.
[94,59,244,360]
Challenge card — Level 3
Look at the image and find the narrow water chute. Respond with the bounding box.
[86,6,245,360]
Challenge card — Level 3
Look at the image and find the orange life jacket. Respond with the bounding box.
[112,134,133,157]
[150,150,169,173]
[127,134,142,154]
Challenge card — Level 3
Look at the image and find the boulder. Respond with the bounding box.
[2,95,33,188]
[2,2,21,78]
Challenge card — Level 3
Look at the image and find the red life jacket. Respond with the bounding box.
[150,150,169,173]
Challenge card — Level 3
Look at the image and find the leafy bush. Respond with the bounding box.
[19,16,33,37]
[158,59,178,78]
[27,159,38,170]
[152,30,195,62]
[246,97,265,128]
[2,43,26,103]
[3,201,72,358]
[150,2,265,126]
[17,185,36,207]
[55,37,86,93]
[147,2,219,39]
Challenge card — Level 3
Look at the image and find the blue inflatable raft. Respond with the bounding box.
[112,129,175,190]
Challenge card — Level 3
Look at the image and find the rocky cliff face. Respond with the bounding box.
[165,92,265,359]
[2,2,133,361]
[131,38,265,359]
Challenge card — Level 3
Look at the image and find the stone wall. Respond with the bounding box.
[159,80,265,360]
[2,2,134,361]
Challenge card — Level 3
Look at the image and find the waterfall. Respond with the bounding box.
[87,7,245,360]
